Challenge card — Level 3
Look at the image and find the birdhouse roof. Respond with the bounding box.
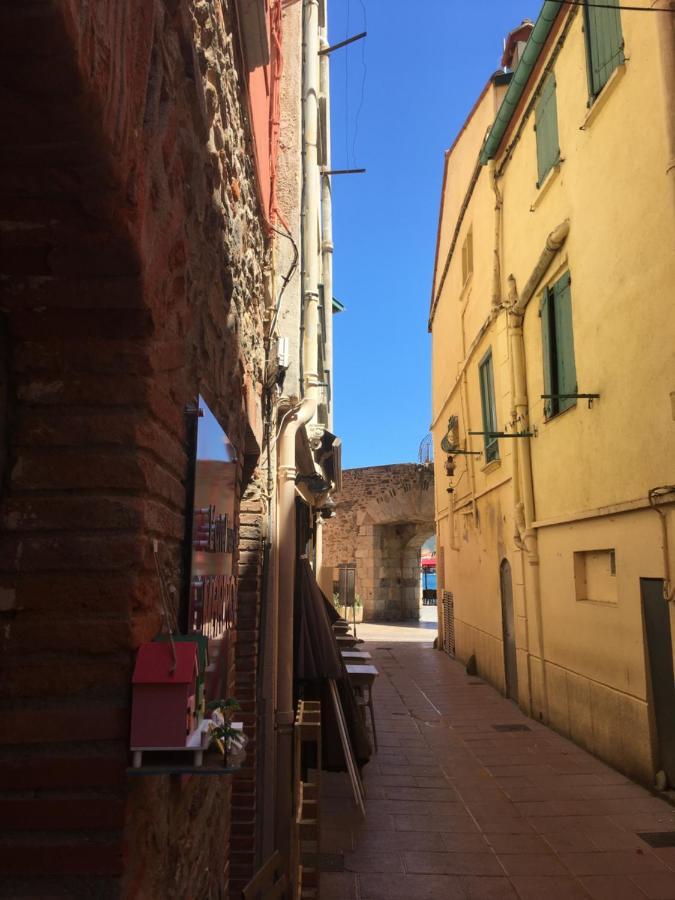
[133,641,197,684]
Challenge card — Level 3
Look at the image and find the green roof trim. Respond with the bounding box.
[480,1,563,165]
[332,297,345,313]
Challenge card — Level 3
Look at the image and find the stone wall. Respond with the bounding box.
[0,2,267,896]
[322,465,435,621]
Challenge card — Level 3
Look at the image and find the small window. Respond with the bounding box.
[461,227,473,286]
[535,72,560,187]
[479,350,499,462]
[541,271,577,419]
[584,0,624,100]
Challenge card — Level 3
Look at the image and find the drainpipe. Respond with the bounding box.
[489,162,533,711]
[275,397,316,858]
[489,161,502,311]
[319,28,334,431]
[302,0,321,417]
[654,0,675,213]
[514,220,569,314]
[505,220,569,721]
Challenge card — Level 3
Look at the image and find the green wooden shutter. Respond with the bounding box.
[535,72,560,187]
[553,272,577,413]
[585,0,624,97]
[540,288,554,418]
[479,351,499,461]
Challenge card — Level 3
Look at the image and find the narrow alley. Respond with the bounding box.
[321,620,675,900]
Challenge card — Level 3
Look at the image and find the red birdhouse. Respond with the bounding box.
[130,642,199,749]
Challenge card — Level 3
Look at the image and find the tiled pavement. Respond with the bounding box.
[320,620,675,900]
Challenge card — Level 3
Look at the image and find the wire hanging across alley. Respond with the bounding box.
[552,0,674,11]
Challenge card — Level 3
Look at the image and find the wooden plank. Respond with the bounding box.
[328,679,365,817]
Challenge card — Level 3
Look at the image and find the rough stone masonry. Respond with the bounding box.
[0,2,268,897]
[322,464,435,621]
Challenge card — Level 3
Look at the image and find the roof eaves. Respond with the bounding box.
[428,70,512,328]
[479,0,564,166]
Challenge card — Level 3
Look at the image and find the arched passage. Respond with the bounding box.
[322,464,435,621]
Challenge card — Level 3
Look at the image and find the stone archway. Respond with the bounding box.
[322,464,435,621]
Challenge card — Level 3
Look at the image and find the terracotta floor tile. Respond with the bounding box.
[486,832,552,854]
[382,786,459,802]
[497,853,569,876]
[403,850,504,876]
[358,872,466,899]
[415,775,454,789]
[318,628,675,900]
[440,832,493,853]
[355,830,447,851]
[560,851,668,876]
[459,875,519,898]
[543,832,600,854]
[393,812,479,833]
[509,874,590,899]
[343,851,404,873]
[580,874,653,899]
[478,818,537,834]
[319,872,357,900]
[628,872,675,899]
[654,848,675,869]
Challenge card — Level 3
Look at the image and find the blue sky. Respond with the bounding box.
[329,0,541,469]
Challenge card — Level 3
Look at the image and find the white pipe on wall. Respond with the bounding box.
[274,398,316,858]
[319,30,334,431]
[505,220,570,721]
[302,0,321,411]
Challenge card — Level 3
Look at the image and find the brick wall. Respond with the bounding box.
[0,1,267,896]
[230,477,266,896]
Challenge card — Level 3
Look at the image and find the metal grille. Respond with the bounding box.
[442,590,455,657]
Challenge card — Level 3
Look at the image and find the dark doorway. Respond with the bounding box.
[641,577,675,786]
[500,559,518,700]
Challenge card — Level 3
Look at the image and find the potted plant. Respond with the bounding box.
[206,698,247,767]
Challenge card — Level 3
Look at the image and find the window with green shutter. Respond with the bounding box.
[584,0,624,99]
[535,72,560,187]
[540,271,577,419]
[479,350,499,462]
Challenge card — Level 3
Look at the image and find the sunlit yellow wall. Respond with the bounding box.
[431,78,519,698]
[431,6,675,783]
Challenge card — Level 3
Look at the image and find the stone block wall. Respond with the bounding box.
[0,2,267,896]
[322,465,435,621]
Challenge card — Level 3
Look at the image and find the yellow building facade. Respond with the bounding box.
[430,1,675,784]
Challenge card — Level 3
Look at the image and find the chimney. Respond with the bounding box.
[501,20,534,72]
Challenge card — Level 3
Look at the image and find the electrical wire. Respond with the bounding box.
[351,0,368,166]
[268,220,299,337]
[344,0,351,168]
[556,0,674,10]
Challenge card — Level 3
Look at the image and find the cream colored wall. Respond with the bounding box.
[431,6,674,783]
[431,83,519,690]
[432,83,504,300]
[502,11,675,523]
